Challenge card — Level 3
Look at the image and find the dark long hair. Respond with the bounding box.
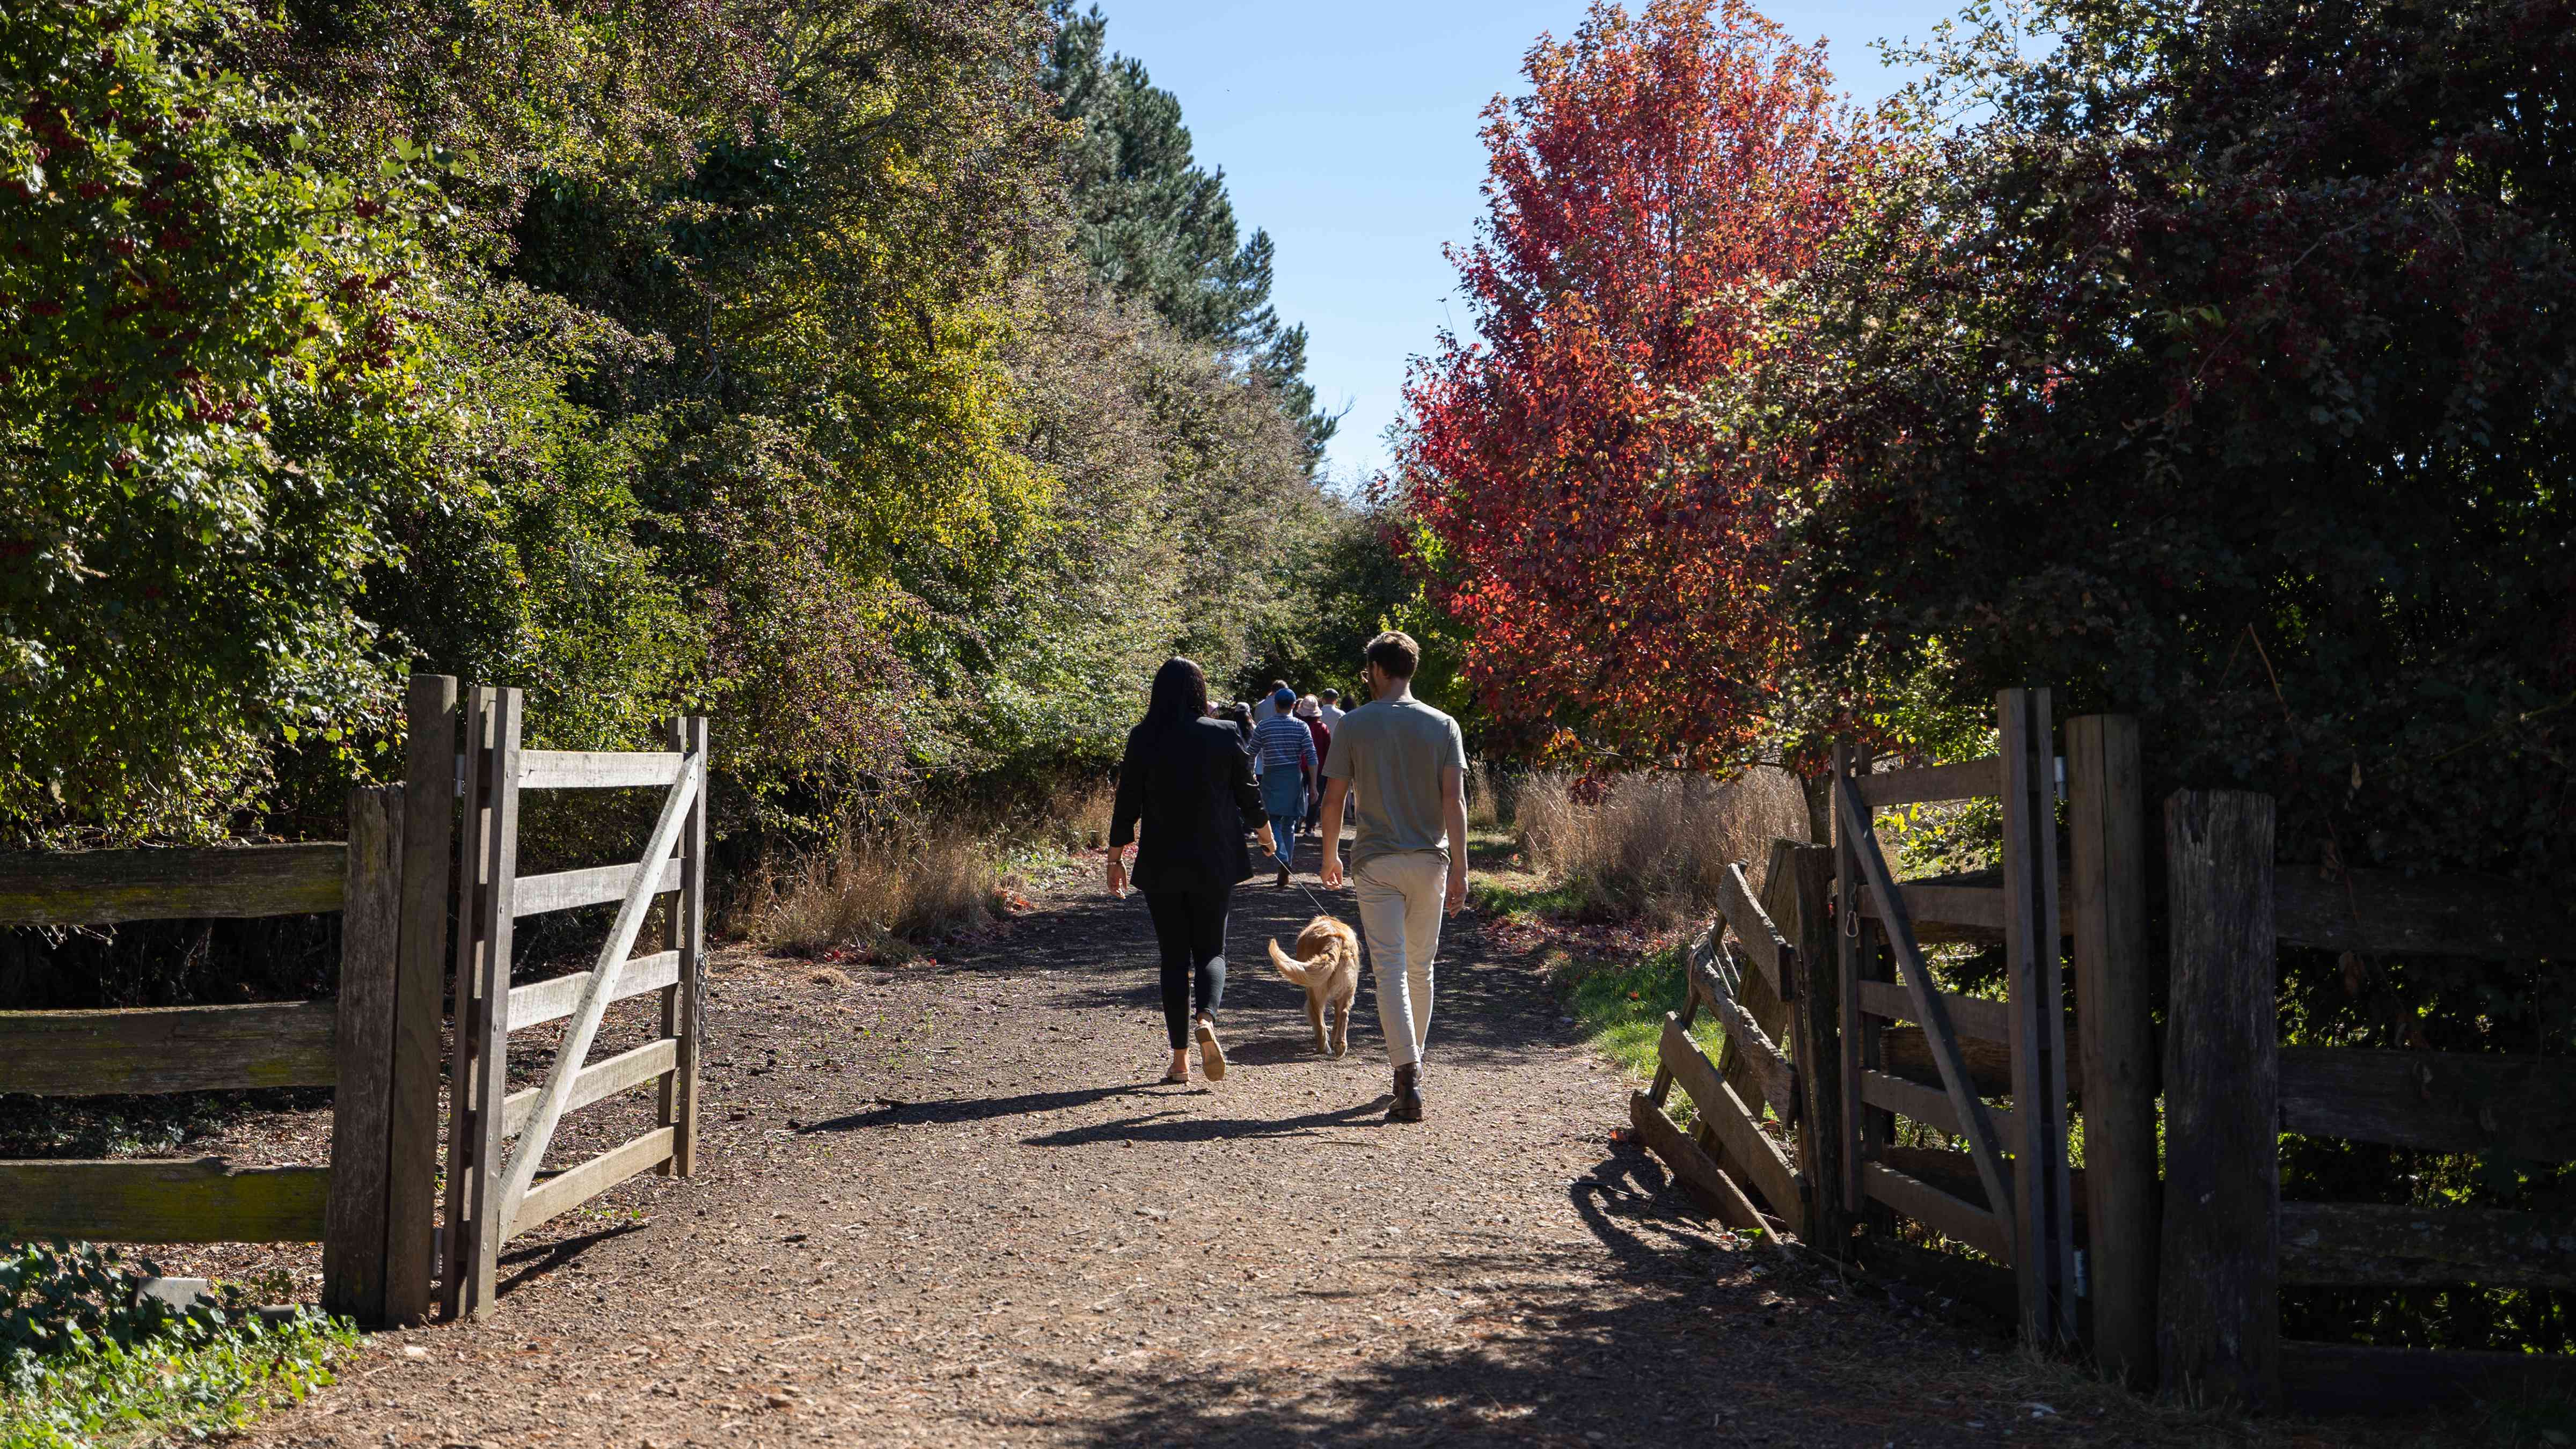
[1142,657,1210,735]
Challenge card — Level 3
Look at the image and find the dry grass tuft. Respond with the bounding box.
[744,823,1000,958]
[1465,760,1512,829]
[1516,769,1810,929]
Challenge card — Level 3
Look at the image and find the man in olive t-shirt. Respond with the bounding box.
[1319,630,1468,1123]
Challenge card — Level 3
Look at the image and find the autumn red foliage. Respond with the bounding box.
[1393,0,1857,770]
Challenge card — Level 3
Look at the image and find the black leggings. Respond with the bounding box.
[1144,885,1231,1050]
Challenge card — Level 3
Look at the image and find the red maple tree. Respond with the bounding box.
[1395,0,1858,770]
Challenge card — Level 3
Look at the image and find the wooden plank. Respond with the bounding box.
[2276,868,2576,962]
[1770,840,1845,1252]
[1862,1070,2019,1146]
[1862,1162,2012,1261]
[1999,687,2076,1346]
[2280,1201,2576,1290]
[664,715,709,1179]
[1855,979,2012,1044]
[1857,880,2009,932]
[1834,775,2017,1253]
[1855,757,2003,808]
[517,750,686,791]
[0,844,345,927]
[2280,1046,2576,1161]
[1714,863,1790,999]
[1855,1234,2021,1325]
[2064,712,2158,1387]
[2282,1342,2576,1414]
[512,857,683,918]
[1876,1146,2092,1228]
[1692,947,1796,1119]
[1866,990,2088,1100]
[501,1038,679,1138]
[1630,1092,1765,1232]
[323,786,402,1326]
[506,952,682,1031]
[0,1159,330,1242]
[2157,788,2280,1410]
[495,753,702,1235]
[1661,1015,1801,1219]
[1834,744,1867,1219]
[0,1001,336,1095]
[506,1127,675,1241]
[440,686,493,1322]
[456,687,524,1320]
[1880,1028,2016,1098]
[440,689,489,1321]
[386,674,454,1327]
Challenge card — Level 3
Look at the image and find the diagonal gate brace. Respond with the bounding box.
[494,751,702,1236]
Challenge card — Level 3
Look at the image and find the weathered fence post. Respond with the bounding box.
[1831,743,1869,1218]
[1769,838,1843,1252]
[2065,714,2159,1387]
[322,785,403,1325]
[659,714,709,1177]
[2158,789,2279,1410]
[385,674,455,1325]
[1999,688,2077,1346]
[443,686,524,1320]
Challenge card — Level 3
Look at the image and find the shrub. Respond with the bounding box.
[0,1241,351,1446]
[1516,769,1807,928]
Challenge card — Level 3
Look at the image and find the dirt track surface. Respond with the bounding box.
[240,841,2361,1449]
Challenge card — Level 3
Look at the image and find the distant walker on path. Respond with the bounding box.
[1108,657,1275,1086]
[1317,631,1469,1123]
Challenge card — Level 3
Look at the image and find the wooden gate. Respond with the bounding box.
[442,689,709,1319]
[1829,689,2159,1357]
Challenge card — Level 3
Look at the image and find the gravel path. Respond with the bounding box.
[241,841,2376,1448]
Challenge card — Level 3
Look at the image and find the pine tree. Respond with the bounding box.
[1042,3,1337,467]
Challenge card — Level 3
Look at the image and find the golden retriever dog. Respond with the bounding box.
[1267,914,1362,1058]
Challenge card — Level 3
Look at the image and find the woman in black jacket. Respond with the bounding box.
[1108,657,1271,1085]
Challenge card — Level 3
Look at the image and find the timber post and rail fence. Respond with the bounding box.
[0,675,714,1328]
[1627,688,2574,1413]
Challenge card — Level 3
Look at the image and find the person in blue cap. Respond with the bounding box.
[1249,685,1319,888]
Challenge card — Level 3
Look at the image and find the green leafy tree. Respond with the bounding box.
[1041,1,1338,467]
[0,0,441,845]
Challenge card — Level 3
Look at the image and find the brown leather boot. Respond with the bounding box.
[1387,1063,1424,1122]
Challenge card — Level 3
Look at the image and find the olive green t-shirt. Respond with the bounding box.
[1321,696,1467,866]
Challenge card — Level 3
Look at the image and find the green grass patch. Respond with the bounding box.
[1467,874,1592,922]
[1540,941,1727,1116]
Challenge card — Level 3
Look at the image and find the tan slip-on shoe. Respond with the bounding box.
[1195,1014,1226,1081]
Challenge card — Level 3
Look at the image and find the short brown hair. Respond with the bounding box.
[1364,630,1421,679]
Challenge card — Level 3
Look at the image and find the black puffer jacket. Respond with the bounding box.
[1109,716,1263,893]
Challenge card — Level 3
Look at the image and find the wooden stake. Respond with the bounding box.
[322,785,402,1326]
[2157,789,2279,1410]
[2066,714,2158,1387]
[385,674,453,1326]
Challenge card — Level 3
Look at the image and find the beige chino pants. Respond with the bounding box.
[1352,850,1449,1070]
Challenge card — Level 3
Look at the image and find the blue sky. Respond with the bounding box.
[1084,0,1959,484]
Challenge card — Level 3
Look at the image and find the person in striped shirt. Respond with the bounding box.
[1252,688,1319,887]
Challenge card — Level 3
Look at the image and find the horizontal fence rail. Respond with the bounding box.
[0,844,346,927]
[0,1001,340,1095]
[0,1160,331,1243]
